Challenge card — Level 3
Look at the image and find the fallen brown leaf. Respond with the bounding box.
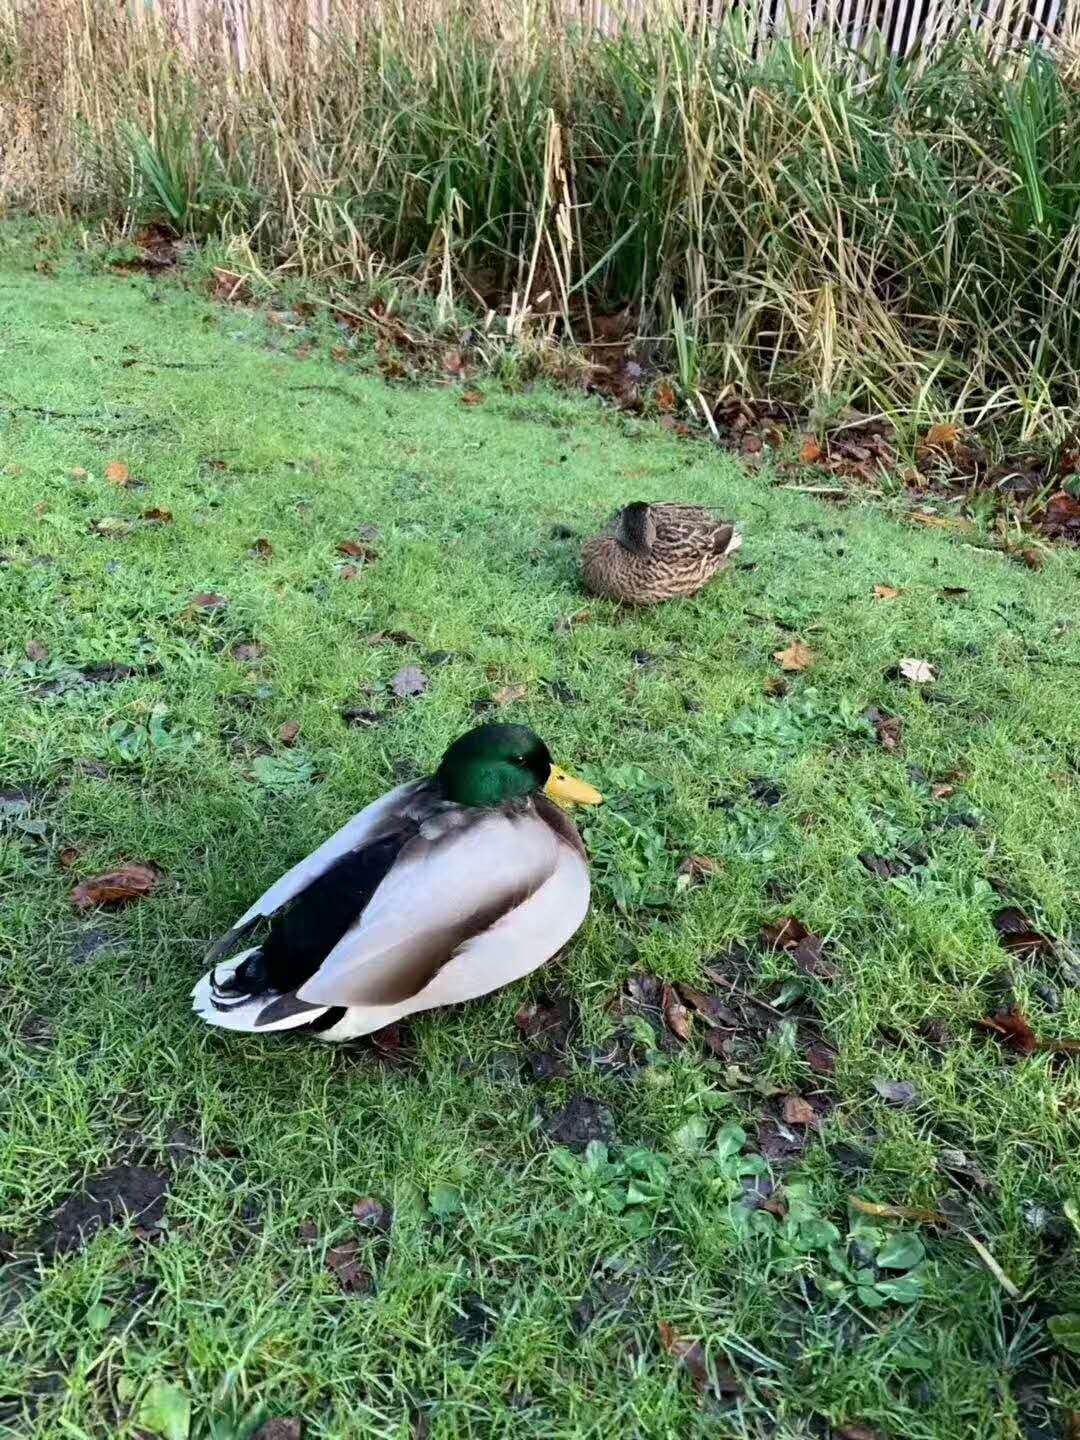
[278,722,301,747]
[774,640,815,672]
[105,462,130,486]
[899,657,934,684]
[191,592,227,611]
[339,565,361,580]
[866,707,903,752]
[924,422,961,452]
[325,1239,372,1295]
[68,467,89,481]
[1044,490,1080,529]
[976,1008,1039,1056]
[142,506,173,523]
[1018,547,1046,571]
[872,1076,920,1107]
[762,917,838,980]
[461,390,484,406]
[490,683,528,706]
[352,1196,392,1232]
[676,854,722,887]
[993,907,1055,959]
[654,380,678,413]
[657,1321,740,1397]
[25,639,49,663]
[391,666,428,699]
[663,985,693,1043]
[873,585,901,601]
[337,540,378,561]
[799,436,824,464]
[250,537,274,558]
[931,783,954,800]
[58,847,81,869]
[806,1042,837,1075]
[71,864,158,912]
[782,1095,816,1126]
[676,985,739,1029]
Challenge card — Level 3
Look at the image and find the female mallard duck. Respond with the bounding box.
[581,502,742,605]
[192,724,602,1041]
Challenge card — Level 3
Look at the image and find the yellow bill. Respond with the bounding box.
[545,765,604,807]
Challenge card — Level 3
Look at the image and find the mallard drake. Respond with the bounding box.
[581,502,742,605]
[192,724,602,1041]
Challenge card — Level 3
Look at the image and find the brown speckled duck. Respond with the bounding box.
[581,502,742,605]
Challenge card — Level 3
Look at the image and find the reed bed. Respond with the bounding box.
[3,0,1080,434]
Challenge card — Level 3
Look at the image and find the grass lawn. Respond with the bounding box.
[3,241,1080,1440]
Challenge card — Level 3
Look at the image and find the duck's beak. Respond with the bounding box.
[545,766,604,807]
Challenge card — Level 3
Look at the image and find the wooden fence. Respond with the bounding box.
[142,0,1074,63]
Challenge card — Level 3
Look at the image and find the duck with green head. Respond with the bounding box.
[192,724,602,1041]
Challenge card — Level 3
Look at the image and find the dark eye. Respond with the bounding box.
[511,754,527,766]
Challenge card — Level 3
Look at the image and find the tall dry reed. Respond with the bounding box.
[3,0,1079,433]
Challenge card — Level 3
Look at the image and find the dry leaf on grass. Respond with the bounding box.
[490,683,528,706]
[663,985,693,1043]
[782,1095,816,1126]
[873,585,901,601]
[461,390,484,406]
[676,854,722,888]
[71,864,158,912]
[976,1008,1039,1056]
[762,916,838,981]
[654,380,678,413]
[391,666,428,699]
[899,658,934,684]
[866,707,903,752]
[774,640,815,672]
[806,1042,837,1075]
[25,640,49,662]
[325,1239,372,1295]
[657,1322,740,1397]
[993,907,1055,958]
[191,592,227,611]
[278,722,301,747]
[105,462,130,486]
[799,436,824,464]
[352,1196,392,1232]
[250,537,274,558]
[873,1077,920,1107]
[924,423,961,452]
[142,506,173,523]
[337,540,378,561]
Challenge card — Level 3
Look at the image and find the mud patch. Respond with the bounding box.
[33,1165,169,1258]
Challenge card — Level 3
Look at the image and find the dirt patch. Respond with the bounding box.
[32,1165,169,1258]
[541,1094,616,1150]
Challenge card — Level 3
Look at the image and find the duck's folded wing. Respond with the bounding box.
[205,780,427,964]
[295,807,588,1015]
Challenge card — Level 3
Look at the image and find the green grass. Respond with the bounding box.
[3,243,1080,1440]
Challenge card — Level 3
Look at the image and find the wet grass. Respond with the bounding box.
[2,244,1080,1439]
